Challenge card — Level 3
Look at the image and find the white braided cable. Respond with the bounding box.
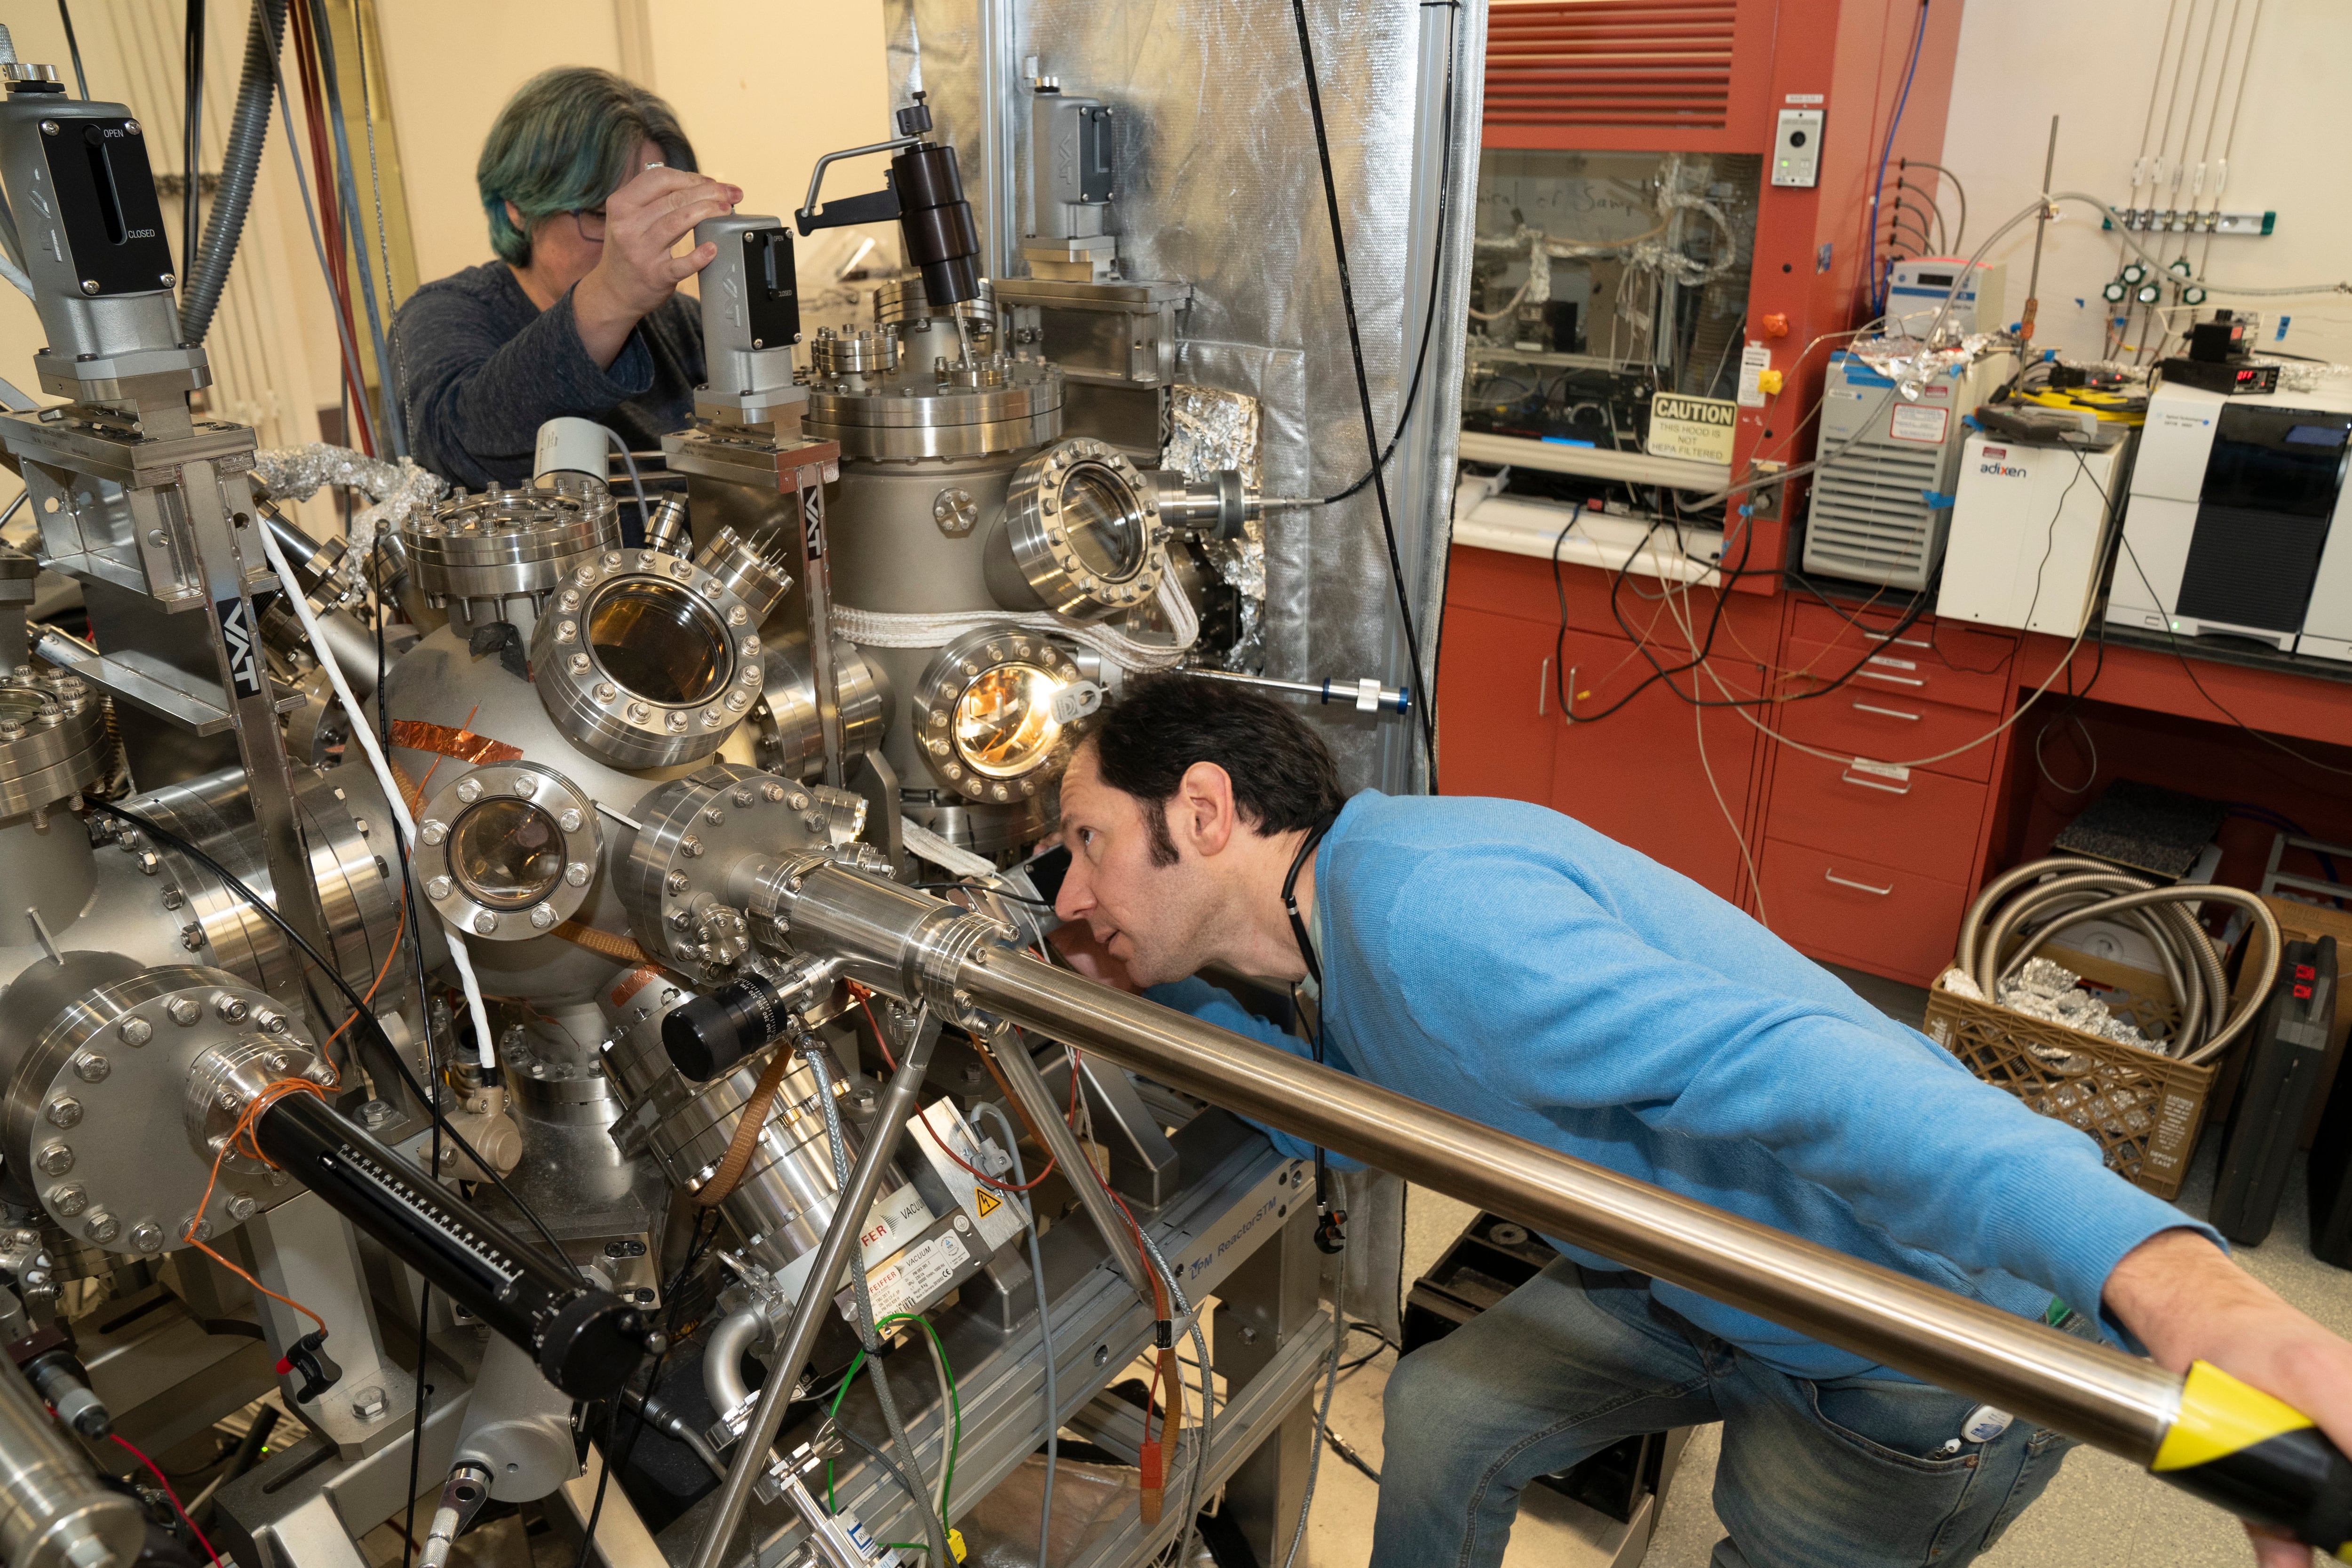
[831,568,1199,672]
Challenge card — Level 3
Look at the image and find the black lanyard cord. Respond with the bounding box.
[1284,817,1348,1255]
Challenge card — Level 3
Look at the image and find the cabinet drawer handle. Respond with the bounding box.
[1538,655,1550,717]
[1823,869,1895,896]
[1859,669,1927,688]
[1851,701,1921,721]
[1865,630,1933,650]
[1839,768,1913,796]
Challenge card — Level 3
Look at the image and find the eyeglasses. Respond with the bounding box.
[570,207,607,244]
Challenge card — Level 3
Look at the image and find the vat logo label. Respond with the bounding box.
[217,596,262,698]
[802,489,826,558]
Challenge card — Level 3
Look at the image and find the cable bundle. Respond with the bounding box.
[1952,857,2281,1067]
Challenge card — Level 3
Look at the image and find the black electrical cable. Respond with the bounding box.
[1334,1322,1398,1374]
[834,1425,945,1541]
[1323,1427,1383,1485]
[72,802,581,1276]
[183,0,205,289]
[1548,493,1935,725]
[576,1212,719,1568]
[1321,5,1459,509]
[1290,0,1440,793]
[367,547,438,1568]
[56,1,88,98]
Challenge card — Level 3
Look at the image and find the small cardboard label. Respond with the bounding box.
[1851,758,1912,782]
[1647,392,1740,464]
[1889,404,1950,444]
[1737,344,1772,407]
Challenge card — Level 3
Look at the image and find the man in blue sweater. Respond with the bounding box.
[1049,674,2351,1568]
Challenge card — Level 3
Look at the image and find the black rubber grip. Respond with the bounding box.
[254,1092,647,1400]
[660,973,788,1082]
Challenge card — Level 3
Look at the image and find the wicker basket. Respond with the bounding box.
[1922,947,2215,1201]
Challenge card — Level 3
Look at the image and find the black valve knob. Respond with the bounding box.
[277,1330,342,1404]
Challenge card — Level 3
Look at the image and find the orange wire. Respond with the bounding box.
[846,981,898,1071]
[957,1028,1082,1192]
[318,900,407,1052]
[184,1067,341,1336]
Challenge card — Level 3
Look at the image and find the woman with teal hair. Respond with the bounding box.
[389,66,740,509]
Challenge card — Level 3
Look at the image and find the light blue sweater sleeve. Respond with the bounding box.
[1143,977,1368,1169]
[1353,843,2215,1334]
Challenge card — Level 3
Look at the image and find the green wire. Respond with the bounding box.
[825,1313,962,1527]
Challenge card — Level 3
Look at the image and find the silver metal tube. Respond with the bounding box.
[1182,667,1410,716]
[701,1305,763,1419]
[944,941,2185,1464]
[979,1021,1154,1300]
[0,1356,144,1568]
[687,1027,940,1568]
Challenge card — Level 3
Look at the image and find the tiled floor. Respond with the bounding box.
[1295,963,2352,1568]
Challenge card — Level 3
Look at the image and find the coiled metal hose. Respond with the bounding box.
[181,0,288,344]
[1953,856,2282,1066]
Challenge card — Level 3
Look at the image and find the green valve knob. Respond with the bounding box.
[2103,280,2129,303]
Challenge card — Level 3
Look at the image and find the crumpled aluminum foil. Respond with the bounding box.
[2252,356,2352,394]
[248,443,449,575]
[1993,956,2152,1050]
[887,0,1480,795]
[1163,385,1268,671]
[1848,332,2010,390]
[1163,384,1262,488]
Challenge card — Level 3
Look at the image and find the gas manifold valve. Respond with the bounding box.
[759,1428,903,1568]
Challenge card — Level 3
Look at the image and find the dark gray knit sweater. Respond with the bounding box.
[389,261,704,489]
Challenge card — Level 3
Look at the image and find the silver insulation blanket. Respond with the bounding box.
[888,0,1485,793]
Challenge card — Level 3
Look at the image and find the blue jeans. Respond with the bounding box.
[1371,1261,2082,1568]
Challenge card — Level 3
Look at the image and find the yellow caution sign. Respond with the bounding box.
[974,1189,1002,1219]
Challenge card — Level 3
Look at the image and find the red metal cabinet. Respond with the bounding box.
[1437,607,1560,804]
[1764,747,1986,885]
[1758,837,1967,982]
[1441,548,2014,980]
[1554,624,1763,903]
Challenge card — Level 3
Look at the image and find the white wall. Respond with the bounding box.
[0,1,347,533]
[0,0,891,525]
[1939,0,2352,367]
[376,0,890,289]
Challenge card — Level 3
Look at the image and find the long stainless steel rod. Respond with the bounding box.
[980,1020,1154,1300]
[952,942,2184,1461]
[688,1028,939,1568]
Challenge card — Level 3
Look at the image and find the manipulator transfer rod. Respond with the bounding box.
[762,861,2352,1553]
